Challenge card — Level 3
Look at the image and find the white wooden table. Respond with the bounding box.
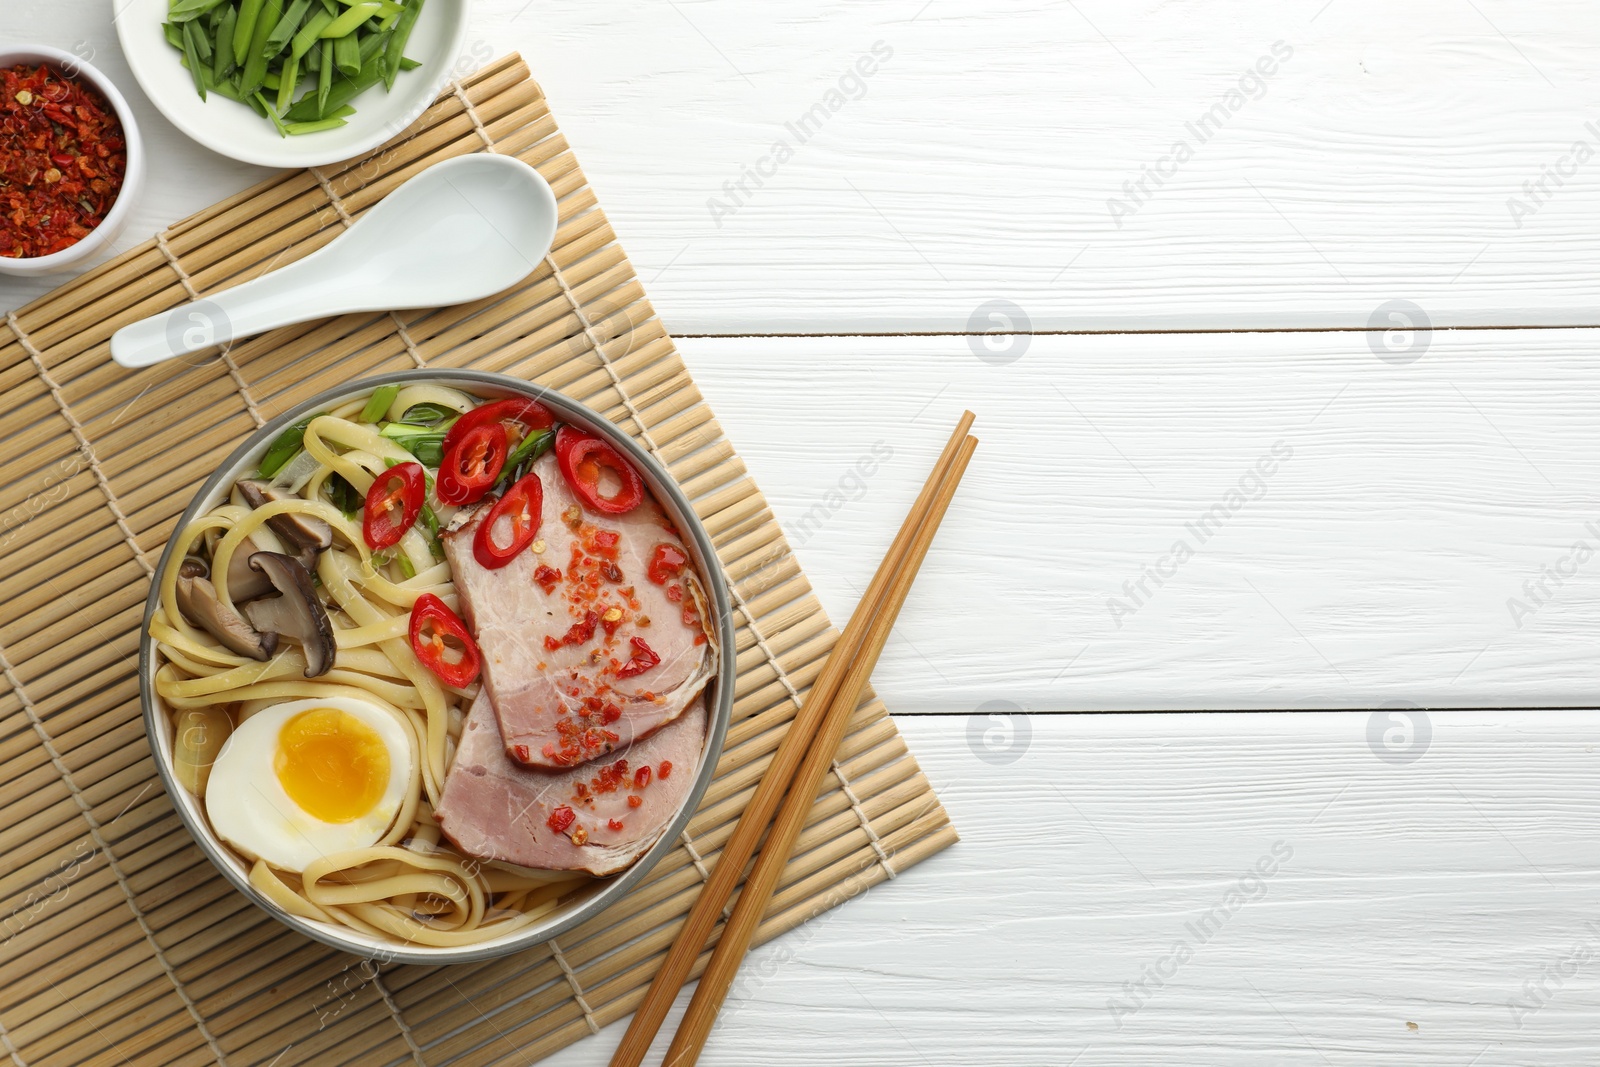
[9,1,1600,1062]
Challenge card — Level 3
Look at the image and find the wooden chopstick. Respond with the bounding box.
[661,432,977,1066]
[608,411,976,1067]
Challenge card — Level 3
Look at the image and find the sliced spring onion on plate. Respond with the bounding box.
[162,0,426,136]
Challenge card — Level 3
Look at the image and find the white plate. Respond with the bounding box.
[114,0,468,169]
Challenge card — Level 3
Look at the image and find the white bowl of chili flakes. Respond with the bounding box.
[0,45,144,276]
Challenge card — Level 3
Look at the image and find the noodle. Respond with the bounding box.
[152,407,592,947]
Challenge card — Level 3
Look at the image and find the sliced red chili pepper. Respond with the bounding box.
[607,818,624,832]
[547,806,576,833]
[615,636,661,679]
[647,543,688,585]
[436,422,508,505]
[362,461,425,550]
[408,593,481,688]
[658,761,673,780]
[473,472,544,569]
[555,426,645,515]
[439,397,553,461]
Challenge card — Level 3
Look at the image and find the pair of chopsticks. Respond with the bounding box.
[610,412,978,1067]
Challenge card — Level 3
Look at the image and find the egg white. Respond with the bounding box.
[205,696,413,873]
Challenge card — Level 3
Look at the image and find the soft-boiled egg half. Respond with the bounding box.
[205,696,413,873]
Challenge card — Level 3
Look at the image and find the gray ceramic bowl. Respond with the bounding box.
[138,369,733,965]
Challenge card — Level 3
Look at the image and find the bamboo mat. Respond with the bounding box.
[0,54,956,1067]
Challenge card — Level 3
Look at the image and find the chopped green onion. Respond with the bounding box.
[333,30,361,77]
[318,38,333,114]
[275,49,299,113]
[384,0,422,89]
[379,422,448,467]
[258,412,325,478]
[187,17,214,62]
[290,47,384,119]
[262,0,313,59]
[181,21,208,100]
[260,92,289,136]
[327,474,362,516]
[419,503,444,560]
[495,429,554,490]
[237,0,283,95]
[165,0,425,132]
[232,0,263,66]
[289,7,335,57]
[198,63,247,102]
[358,26,390,64]
[212,4,238,79]
[319,1,382,37]
[395,401,457,425]
[169,0,229,22]
[361,384,401,422]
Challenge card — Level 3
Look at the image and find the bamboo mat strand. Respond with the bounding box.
[150,232,267,428]
[0,55,956,1066]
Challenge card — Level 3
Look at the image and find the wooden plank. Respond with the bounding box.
[532,710,1600,1066]
[680,331,1600,710]
[10,2,1600,332]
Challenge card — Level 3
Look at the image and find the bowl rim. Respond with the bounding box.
[138,368,735,965]
[0,44,144,273]
[112,0,470,169]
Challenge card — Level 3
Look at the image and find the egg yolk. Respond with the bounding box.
[274,708,391,824]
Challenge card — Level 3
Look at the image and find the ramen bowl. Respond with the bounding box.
[138,369,733,964]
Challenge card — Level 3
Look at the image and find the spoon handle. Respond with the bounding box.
[110,261,354,369]
[109,155,560,370]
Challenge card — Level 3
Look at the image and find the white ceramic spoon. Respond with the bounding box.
[111,154,557,369]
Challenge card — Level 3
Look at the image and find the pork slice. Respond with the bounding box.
[442,450,718,769]
[435,690,708,875]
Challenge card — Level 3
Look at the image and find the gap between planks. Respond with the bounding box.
[669,324,1600,339]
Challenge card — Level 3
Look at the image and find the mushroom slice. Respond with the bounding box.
[237,479,334,553]
[224,535,276,601]
[243,552,336,678]
[175,571,277,661]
